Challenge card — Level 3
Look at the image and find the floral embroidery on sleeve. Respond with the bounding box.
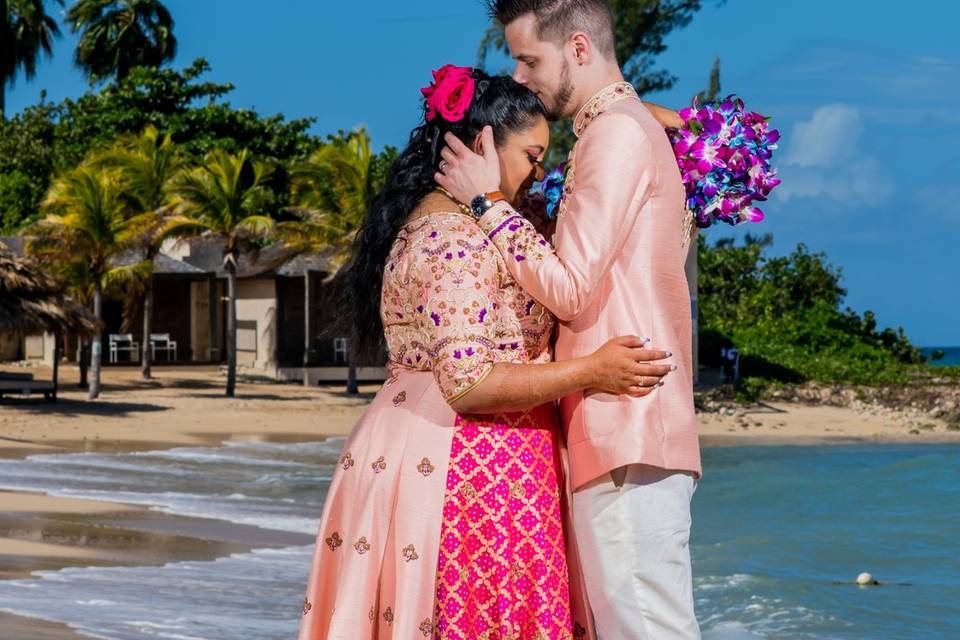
[414,219,503,402]
[380,213,555,397]
[481,209,552,265]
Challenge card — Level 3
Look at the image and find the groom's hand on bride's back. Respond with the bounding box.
[587,336,676,398]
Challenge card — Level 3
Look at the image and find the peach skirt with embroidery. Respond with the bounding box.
[298,371,596,640]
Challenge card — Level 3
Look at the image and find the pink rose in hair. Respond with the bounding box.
[421,64,475,123]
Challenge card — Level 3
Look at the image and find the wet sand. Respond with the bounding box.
[0,612,93,640]
[0,488,313,638]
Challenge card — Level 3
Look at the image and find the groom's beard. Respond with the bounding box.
[544,59,574,122]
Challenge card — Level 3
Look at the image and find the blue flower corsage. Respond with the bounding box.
[534,161,568,220]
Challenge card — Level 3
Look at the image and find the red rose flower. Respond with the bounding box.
[421,64,475,123]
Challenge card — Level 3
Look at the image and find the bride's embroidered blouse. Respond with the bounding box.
[381,212,555,402]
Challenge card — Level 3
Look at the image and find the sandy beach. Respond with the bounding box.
[698,400,960,446]
[1,364,958,637]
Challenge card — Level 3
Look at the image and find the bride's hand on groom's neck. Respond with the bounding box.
[643,101,683,130]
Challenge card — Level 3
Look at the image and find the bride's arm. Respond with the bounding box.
[642,101,683,129]
[450,337,672,415]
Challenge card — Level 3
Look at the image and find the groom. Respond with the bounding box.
[436,1,702,638]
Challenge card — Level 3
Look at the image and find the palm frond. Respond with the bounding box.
[101,259,152,293]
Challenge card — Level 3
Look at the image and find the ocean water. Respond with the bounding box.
[0,440,340,639]
[0,441,958,639]
[691,445,960,639]
[923,346,960,367]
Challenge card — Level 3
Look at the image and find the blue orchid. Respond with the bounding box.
[540,161,568,219]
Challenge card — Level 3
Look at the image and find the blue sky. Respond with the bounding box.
[6,1,959,346]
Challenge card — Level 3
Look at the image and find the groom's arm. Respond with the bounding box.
[477,112,659,321]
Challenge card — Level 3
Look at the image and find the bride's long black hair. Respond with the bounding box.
[340,69,547,363]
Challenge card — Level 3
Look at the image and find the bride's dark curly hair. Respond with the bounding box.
[340,69,546,363]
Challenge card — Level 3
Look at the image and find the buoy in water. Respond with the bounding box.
[856,572,879,586]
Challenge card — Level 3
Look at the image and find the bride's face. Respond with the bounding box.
[488,115,550,204]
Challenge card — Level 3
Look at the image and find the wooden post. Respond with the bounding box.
[303,270,317,367]
[685,238,699,386]
[207,274,218,361]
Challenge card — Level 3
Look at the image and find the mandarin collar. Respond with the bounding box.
[572,81,639,138]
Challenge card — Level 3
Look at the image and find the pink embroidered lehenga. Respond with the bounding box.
[299,212,594,640]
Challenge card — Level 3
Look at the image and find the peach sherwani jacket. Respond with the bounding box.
[478,82,702,490]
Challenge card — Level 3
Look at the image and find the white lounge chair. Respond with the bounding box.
[108,334,140,363]
[150,333,178,362]
[333,337,348,364]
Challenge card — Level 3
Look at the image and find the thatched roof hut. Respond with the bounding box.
[0,241,99,337]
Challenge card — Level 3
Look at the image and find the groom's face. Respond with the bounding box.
[505,14,576,121]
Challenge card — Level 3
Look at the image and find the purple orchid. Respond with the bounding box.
[669,94,781,229]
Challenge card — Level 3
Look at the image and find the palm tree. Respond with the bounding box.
[476,23,505,72]
[91,125,182,379]
[167,149,274,398]
[55,257,96,387]
[27,163,148,399]
[0,0,63,119]
[284,129,380,394]
[67,0,176,82]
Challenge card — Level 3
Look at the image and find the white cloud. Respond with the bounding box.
[776,104,893,205]
[782,104,862,168]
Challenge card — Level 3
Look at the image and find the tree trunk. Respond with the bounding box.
[52,332,60,403]
[346,348,358,395]
[225,264,238,398]
[303,271,314,366]
[89,282,103,400]
[141,278,153,379]
[78,339,89,388]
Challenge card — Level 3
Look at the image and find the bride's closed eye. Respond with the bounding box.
[528,156,546,182]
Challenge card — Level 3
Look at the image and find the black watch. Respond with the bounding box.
[469,191,505,218]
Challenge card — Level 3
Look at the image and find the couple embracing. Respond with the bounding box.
[300,1,701,638]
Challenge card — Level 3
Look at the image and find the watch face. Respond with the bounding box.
[470,196,491,217]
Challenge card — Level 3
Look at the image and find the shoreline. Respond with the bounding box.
[0,488,313,639]
[0,612,93,640]
[1,365,958,637]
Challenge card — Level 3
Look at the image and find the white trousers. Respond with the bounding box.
[572,464,700,640]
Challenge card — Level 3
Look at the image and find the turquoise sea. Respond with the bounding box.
[923,346,960,367]
[691,444,960,639]
[0,441,957,638]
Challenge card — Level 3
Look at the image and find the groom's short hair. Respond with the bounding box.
[487,0,617,59]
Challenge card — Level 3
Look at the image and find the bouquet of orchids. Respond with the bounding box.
[670,95,781,228]
[527,95,780,232]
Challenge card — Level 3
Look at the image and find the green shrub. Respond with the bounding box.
[698,234,928,388]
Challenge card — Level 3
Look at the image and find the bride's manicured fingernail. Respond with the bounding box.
[670,365,678,371]
[666,351,673,357]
